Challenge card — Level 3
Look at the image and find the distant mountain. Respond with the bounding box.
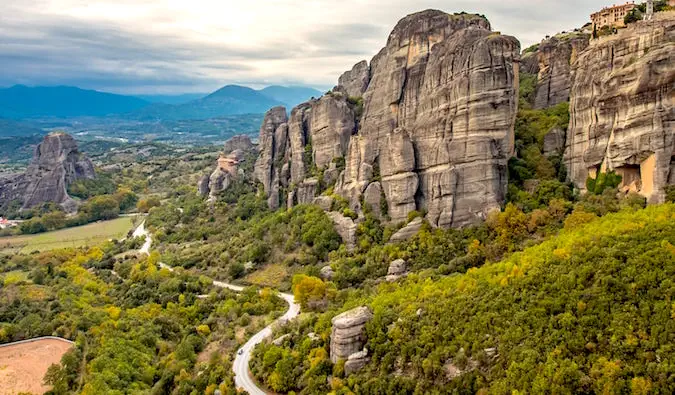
[135,93,206,105]
[259,85,323,108]
[132,85,284,121]
[0,84,322,122]
[0,85,150,118]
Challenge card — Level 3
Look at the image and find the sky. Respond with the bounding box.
[0,0,613,95]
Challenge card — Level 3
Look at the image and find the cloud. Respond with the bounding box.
[0,0,611,94]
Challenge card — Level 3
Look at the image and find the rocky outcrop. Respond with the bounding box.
[253,96,356,210]
[344,348,369,375]
[338,60,370,98]
[200,146,250,199]
[335,11,519,228]
[197,175,210,196]
[566,13,675,203]
[533,33,590,109]
[223,134,255,154]
[254,10,519,230]
[0,132,95,212]
[253,106,289,209]
[330,306,372,363]
[386,259,408,281]
[320,265,334,280]
[388,217,424,243]
[326,212,357,252]
[543,127,566,156]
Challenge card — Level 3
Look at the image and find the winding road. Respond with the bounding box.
[134,221,299,394]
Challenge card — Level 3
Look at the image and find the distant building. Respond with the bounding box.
[591,2,637,29]
[0,217,19,229]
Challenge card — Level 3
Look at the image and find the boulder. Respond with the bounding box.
[385,258,408,282]
[388,217,423,243]
[320,265,334,280]
[344,348,369,375]
[566,15,675,203]
[0,132,95,212]
[313,195,334,211]
[387,259,407,276]
[272,334,291,346]
[330,306,373,363]
[326,212,357,252]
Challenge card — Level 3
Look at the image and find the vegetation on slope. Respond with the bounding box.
[0,241,285,394]
[253,204,675,393]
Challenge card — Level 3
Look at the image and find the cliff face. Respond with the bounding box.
[254,10,520,229]
[532,33,590,109]
[566,14,675,202]
[337,11,520,227]
[0,133,95,211]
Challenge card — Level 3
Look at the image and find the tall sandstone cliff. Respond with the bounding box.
[0,133,95,212]
[566,14,675,203]
[255,10,520,228]
[526,32,590,109]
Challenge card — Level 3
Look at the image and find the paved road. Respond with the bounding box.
[133,222,300,395]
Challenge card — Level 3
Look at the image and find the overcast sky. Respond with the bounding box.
[0,0,613,94]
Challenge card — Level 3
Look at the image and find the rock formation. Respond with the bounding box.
[337,60,370,98]
[0,132,95,212]
[200,152,241,199]
[386,259,408,281]
[253,10,520,232]
[531,33,590,109]
[388,217,424,243]
[344,348,369,375]
[330,306,372,363]
[325,212,357,252]
[223,134,255,154]
[566,13,674,203]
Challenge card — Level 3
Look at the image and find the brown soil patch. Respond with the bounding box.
[0,338,73,395]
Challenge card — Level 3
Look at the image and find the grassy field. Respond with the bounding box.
[0,217,137,254]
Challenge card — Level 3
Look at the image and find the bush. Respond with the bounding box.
[80,195,120,221]
[586,170,622,195]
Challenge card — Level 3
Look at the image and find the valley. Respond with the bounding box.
[0,2,673,395]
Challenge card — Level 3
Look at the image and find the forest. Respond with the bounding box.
[0,238,285,394]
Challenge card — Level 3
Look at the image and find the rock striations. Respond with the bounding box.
[254,10,520,231]
[566,13,675,203]
[0,132,95,212]
[532,33,590,109]
[330,306,372,364]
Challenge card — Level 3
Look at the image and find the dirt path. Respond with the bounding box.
[0,337,74,394]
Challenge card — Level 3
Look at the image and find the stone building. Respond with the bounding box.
[591,2,637,29]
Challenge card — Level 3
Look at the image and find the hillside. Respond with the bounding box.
[253,204,675,393]
[0,85,149,118]
[131,85,284,120]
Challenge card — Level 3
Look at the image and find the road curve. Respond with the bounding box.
[134,221,300,395]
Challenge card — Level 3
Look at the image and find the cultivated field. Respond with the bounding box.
[0,217,136,254]
[0,337,74,394]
